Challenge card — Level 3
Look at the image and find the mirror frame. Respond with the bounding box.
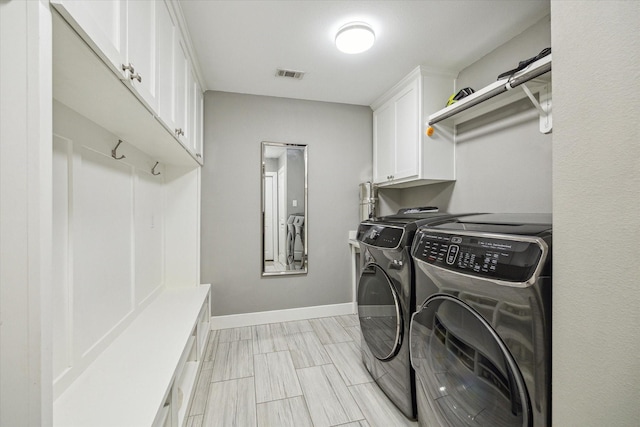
[261,141,308,276]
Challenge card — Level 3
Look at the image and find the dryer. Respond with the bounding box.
[356,208,473,420]
[409,214,552,427]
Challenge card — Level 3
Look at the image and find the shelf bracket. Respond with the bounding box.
[520,83,552,134]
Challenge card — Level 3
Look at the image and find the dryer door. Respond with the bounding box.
[410,295,531,427]
[357,264,402,361]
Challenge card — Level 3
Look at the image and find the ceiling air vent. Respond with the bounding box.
[275,68,305,80]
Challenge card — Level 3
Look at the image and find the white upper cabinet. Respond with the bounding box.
[174,37,189,146]
[392,79,420,180]
[371,66,456,188]
[51,0,159,107]
[124,0,158,111]
[194,78,204,160]
[372,102,395,183]
[51,0,127,78]
[51,0,204,164]
[186,67,203,157]
[156,0,176,133]
[155,5,203,163]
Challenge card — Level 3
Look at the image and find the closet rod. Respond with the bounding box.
[429,85,507,125]
[508,59,551,89]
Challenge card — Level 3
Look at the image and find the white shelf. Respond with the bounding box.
[52,12,199,168]
[428,54,552,130]
[197,302,211,359]
[176,361,199,426]
[53,285,211,427]
[157,403,171,427]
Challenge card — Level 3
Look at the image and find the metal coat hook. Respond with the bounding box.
[111,140,126,160]
[151,161,161,176]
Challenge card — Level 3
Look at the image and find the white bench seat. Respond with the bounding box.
[54,285,211,427]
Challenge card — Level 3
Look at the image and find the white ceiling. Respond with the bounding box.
[179,0,550,106]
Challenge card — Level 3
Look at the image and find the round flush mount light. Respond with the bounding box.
[335,22,375,54]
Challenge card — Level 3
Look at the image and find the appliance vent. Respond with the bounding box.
[275,68,305,80]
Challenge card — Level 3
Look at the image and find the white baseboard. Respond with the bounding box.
[210,302,356,330]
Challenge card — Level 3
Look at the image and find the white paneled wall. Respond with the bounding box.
[164,165,200,288]
[52,134,71,388]
[135,170,165,304]
[75,146,134,356]
[52,101,166,396]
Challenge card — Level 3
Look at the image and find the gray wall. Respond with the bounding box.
[201,91,372,316]
[551,2,639,425]
[379,15,552,215]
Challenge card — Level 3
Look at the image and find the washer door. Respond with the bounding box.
[357,264,402,361]
[410,295,531,427]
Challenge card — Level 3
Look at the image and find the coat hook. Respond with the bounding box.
[112,140,126,160]
[151,161,161,176]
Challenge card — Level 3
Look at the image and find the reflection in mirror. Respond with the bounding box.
[261,141,308,276]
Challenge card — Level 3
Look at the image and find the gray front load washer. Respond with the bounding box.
[410,214,552,427]
[356,208,475,420]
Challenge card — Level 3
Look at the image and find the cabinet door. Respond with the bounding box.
[125,0,157,111]
[373,102,395,184]
[187,68,204,160]
[156,0,176,132]
[194,79,204,161]
[174,37,189,145]
[393,79,420,180]
[51,0,126,78]
[186,67,196,153]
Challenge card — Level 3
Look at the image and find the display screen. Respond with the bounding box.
[412,232,543,282]
[357,224,405,248]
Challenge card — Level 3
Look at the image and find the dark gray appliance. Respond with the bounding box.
[409,214,552,427]
[356,208,472,420]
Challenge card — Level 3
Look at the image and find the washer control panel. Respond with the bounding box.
[412,232,543,282]
[357,224,405,248]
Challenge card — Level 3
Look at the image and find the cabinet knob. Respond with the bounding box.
[122,63,135,73]
[175,128,185,137]
[130,73,142,83]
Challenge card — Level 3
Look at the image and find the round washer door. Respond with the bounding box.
[357,264,402,361]
[410,295,531,427]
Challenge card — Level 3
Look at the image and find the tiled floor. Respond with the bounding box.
[185,315,418,427]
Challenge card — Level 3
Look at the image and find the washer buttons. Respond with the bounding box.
[446,245,459,265]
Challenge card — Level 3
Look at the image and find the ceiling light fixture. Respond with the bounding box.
[335,22,375,54]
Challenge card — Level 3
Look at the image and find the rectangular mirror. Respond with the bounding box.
[261,141,308,276]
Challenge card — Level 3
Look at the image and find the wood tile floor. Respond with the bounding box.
[185,314,418,427]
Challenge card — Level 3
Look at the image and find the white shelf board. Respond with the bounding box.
[176,361,199,426]
[52,12,198,168]
[156,404,170,427]
[196,300,210,357]
[428,55,551,127]
[53,285,211,427]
